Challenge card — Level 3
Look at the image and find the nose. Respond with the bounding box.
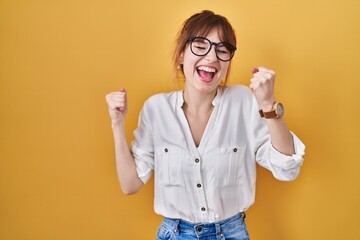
[205,45,217,62]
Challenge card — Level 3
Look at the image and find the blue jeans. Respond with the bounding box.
[156,212,250,240]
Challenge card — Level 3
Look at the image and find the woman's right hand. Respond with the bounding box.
[105,88,128,124]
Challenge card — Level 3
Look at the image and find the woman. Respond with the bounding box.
[106,10,305,240]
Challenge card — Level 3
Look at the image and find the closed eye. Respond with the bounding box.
[195,46,207,50]
[217,49,229,54]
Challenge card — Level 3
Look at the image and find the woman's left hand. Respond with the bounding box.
[249,66,276,112]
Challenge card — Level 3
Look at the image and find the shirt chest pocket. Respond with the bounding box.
[217,146,247,186]
[156,147,186,189]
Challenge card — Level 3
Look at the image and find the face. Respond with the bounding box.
[181,29,231,94]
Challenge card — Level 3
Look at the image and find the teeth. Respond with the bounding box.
[197,66,216,73]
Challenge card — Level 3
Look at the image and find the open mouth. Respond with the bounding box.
[196,65,217,82]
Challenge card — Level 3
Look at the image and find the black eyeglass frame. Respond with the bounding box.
[188,37,237,62]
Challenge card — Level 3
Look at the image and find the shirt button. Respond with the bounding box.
[233,148,237,152]
[164,148,168,153]
[197,183,201,188]
[201,207,206,211]
[195,158,200,163]
[196,226,202,232]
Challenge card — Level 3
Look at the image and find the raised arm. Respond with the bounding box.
[105,88,143,195]
[249,67,295,155]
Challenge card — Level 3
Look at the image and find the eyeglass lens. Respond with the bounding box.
[190,37,235,61]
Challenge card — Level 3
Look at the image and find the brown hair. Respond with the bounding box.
[173,10,237,84]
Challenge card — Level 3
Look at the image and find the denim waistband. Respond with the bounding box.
[162,212,246,237]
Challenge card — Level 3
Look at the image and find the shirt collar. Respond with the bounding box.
[177,86,222,108]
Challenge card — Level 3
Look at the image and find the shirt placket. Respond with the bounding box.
[176,90,222,222]
[175,93,207,221]
[193,154,208,221]
[196,97,220,222]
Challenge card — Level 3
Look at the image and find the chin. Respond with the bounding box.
[195,80,220,94]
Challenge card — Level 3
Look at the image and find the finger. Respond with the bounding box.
[111,94,127,100]
[250,76,260,83]
[251,74,268,84]
[119,88,127,102]
[254,71,272,80]
[252,67,274,80]
[107,94,126,106]
[249,82,254,90]
[254,66,273,74]
[107,98,125,107]
[249,81,259,91]
[107,95,126,105]
[110,92,126,97]
[106,94,116,104]
[117,88,127,111]
[251,68,259,74]
[257,66,269,72]
[258,66,275,75]
[111,104,125,111]
[110,98,126,105]
[106,93,125,105]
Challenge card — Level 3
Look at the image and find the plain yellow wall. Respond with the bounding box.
[1,0,359,239]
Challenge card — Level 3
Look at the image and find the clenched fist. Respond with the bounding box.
[249,66,276,112]
[105,88,128,123]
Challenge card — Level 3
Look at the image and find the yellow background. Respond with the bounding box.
[1,0,359,239]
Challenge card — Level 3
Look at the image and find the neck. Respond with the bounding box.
[182,86,217,115]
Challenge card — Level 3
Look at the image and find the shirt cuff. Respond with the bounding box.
[269,131,305,170]
[137,169,152,184]
[132,144,154,184]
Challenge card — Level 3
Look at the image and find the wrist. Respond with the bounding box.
[259,101,284,119]
[111,120,125,130]
[259,101,275,112]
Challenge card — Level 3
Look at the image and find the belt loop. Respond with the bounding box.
[241,212,246,220]
[215,222,223,239]
[173,219,180,235]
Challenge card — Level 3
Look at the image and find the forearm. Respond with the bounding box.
[264,117,295,156]
[112,121,143,195]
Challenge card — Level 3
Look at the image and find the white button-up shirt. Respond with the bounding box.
[131,85,305,223]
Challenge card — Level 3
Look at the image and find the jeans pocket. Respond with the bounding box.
[156,224,173,240]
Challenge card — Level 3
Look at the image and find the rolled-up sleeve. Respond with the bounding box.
[268,132,305,169]
[255,130,305,181]
[254,120,306,182]
[131,101,154,184]
[248,94,305,181]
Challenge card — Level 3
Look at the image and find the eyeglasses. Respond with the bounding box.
[189,37,237,62]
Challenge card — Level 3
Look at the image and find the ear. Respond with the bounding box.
[179,52,184,64]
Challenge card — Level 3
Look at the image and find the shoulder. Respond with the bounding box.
[143,91,178,110]
[219,85,257,111]
[222,85,254,101]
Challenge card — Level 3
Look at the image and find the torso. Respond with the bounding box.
[132,85,266,222]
